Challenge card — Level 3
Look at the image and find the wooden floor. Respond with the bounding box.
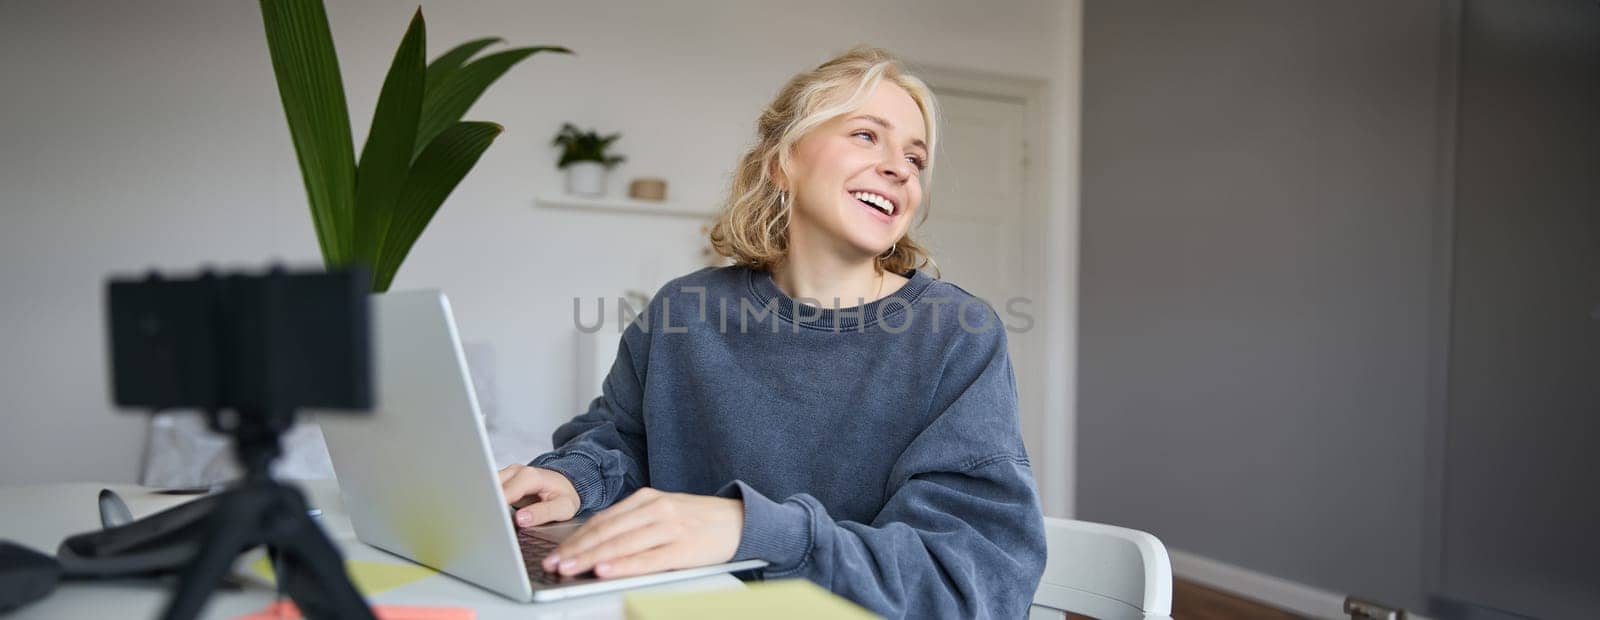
[1062,578,1306,620]
[1171,578,1306,619]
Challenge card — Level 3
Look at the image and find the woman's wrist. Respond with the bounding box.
[714,480,813,570]
[530,452,605,512]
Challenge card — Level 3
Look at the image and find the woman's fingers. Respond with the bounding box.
[546,489,665,570]
[556,523,678,576]
[515,494,577,528]
[534,491,743,578]
[499,467,543,505]
[501,467,578,510]
[587,486,659,522]
[500,467,581,527]
[555,488,658,542]
[595,545,679,579]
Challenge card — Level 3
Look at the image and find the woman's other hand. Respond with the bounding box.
[542,487,743,579]
[498,464,581,527]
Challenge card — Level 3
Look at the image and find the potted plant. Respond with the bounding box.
[259,0,570,292]
[553,123,625,196]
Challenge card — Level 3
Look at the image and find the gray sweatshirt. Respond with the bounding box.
[531,265,1046,618]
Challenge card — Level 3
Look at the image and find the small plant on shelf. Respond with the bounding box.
[552,123,625,196]
[553,123,626,169]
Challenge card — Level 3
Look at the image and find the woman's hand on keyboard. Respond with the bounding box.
[542,487,742,579]
[498,465,581,528]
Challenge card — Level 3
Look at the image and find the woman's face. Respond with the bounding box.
[783,82,928,262]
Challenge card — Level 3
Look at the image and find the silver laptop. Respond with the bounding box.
[319,290,765,602]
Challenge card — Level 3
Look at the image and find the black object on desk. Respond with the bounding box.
[57,492,222,579]
[0,541,61,613]
[104,265,375,620]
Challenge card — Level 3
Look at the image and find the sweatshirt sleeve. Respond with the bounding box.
[715,321,1048,618]
[529,319,651,515]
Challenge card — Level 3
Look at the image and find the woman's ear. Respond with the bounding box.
[768,159,788,193]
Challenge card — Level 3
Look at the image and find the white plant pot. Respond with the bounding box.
[564,161,607,196]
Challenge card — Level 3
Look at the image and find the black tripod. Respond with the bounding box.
[106,266,376,619]
[159,408,374,620]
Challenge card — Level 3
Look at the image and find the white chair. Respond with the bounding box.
[1029,517,1174,620]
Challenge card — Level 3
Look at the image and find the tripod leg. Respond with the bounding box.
[270,486,375,620]
[160,490,264,620]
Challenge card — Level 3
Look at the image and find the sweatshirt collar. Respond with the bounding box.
[747,266,936,331]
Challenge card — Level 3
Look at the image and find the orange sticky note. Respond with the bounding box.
[234,601,475,620]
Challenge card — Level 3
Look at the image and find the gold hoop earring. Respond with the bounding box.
[879,241,897,262]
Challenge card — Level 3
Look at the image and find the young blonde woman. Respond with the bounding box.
[498,46,1046,617]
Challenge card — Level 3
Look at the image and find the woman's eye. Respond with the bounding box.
[855,129,924,170]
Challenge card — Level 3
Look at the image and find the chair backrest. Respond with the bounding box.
[1028,517,1173,620]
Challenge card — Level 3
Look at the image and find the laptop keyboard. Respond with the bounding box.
[516,529,596,586]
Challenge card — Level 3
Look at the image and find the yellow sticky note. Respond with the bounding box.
[623,579,879,620]
[249,556,437,597]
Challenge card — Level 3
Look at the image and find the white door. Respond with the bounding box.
[914,89,1045,492]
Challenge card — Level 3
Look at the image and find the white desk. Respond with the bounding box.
[0,480,742,619]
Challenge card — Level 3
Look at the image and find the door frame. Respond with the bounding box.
[1421,0,1462,610]
[911,62,1072,517]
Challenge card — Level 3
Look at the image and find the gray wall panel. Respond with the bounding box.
[1079,0,1443,609]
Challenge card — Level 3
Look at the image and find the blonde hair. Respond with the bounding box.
[707,45,939,276]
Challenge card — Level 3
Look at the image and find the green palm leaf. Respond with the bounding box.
[414,45,570,159]
[259,0,357,266]
[262,1,565,290]
[374,121,503,292]
[425,37,502,94]
[353,8,427,286]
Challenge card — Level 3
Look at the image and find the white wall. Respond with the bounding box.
[0,0,1077,505]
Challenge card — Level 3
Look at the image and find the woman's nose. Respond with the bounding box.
[878,155,911,181]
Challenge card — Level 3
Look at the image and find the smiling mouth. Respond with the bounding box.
[849,191,895,218]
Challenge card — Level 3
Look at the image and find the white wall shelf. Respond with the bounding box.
[535,193,718,219]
